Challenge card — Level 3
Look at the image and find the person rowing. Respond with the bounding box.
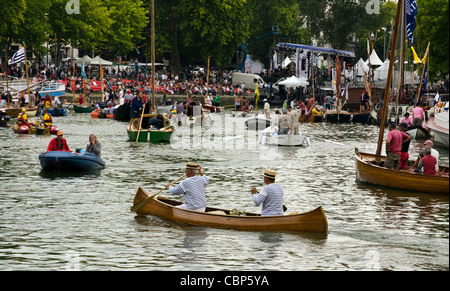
[166,163,209,212]
[250,169,284,216]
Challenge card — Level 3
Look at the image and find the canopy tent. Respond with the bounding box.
[374,60,389,80]
[365,49,383,66]
[276,42,355,57]
[277,76,309,87]
[74,55,92,65]
[91,56,113,66]
[353,58,370,76]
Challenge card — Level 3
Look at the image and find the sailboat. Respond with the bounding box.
[324,51,352,123]
[354,0,449,194]
[126,0,176,143]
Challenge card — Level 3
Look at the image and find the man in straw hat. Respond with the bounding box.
[250,169,284,216]
[166,163,209,212]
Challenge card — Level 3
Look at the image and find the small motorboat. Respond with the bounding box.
[245,115,271,130]
[39,151,106,172]
[259,126,310,147]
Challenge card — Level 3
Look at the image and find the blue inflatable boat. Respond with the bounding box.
[39,151,106,172]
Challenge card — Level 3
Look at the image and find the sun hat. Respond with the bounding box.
[186,162,199,170]
[57,131,63,136]
[262,169,277,179]
[423,140,434,147]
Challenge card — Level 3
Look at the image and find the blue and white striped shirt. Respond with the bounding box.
[253,183,284,216]
[169,176,209,210]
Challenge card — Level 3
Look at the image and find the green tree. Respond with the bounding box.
[47,0,112,66]
[0,0,26,50]
[415,0,449,81]
[102,0,148,56]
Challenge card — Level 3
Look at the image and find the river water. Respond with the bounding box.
[0,108,448,271]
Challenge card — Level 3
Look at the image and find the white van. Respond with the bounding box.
[231,72,265,91]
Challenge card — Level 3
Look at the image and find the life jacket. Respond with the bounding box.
[18,113,28,125]
[43,113,52,126]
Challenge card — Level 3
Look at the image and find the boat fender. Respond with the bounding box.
[305,137,311,147]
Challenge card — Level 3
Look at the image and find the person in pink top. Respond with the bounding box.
[399,112,413,127]
[385,123,411,169]
[411,104,425,127]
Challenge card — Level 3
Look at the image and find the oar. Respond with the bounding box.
[136,104,146,142]
[130,174,186,212]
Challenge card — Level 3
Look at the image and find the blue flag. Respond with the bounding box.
[81,60,87,79]
[405,0,418,47]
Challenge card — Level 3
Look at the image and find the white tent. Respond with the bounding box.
[74,55,92,65]
[91,56,113,66]
[353,58,370,76]
[365,50,383,66]
[374,60,389,80]
[278,76,309,87]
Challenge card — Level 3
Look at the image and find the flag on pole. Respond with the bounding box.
[8,47,25,65]
[410,45,422,64]
[81,60,87,79]
[255,81,260,112]
[406,0,418,47]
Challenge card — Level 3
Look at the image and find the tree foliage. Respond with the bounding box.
[1,0,447,80]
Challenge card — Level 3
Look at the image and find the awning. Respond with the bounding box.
[276,42,355,58]
[277,76,309,87]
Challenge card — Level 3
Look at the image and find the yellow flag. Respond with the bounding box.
[410,46,421,64]
[255,81,260,112]
[422,42,430,64]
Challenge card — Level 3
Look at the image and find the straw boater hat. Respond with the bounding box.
[262,169,277,180]
[186,162,199,170]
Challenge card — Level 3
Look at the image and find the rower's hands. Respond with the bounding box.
[250,187,258,195]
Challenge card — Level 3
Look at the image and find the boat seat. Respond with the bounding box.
[207,210,227,215]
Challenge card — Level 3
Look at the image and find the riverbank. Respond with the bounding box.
[62,90,291,107]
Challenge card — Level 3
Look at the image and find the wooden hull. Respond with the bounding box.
[352,112,372,124]
[133,187,328,233]
[73,105,94,113]
[299,114,323,123]
[203,104,224,113]
[150,129,174,142]
[325,110,352,123]
[354,149,449,194]
[127,127,149,142]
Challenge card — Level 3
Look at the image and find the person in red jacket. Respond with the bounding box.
[419,148,437,175]
[47,131,71,152]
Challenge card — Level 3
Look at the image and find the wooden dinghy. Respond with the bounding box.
[132,186,328,233]
[127,113,175,142]
[354,149,449,194]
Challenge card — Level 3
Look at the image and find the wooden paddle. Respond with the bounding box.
[130,174,186,212]
[136,104,146,142]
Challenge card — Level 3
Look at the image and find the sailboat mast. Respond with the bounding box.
[151,0,156,113]
[23,42,32,108]
[375,0,403,163]
[397,0,406,119]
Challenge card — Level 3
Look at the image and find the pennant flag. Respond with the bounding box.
[406,0,418,47]
[410,45,422,64]
[8,47,25,65]
[81,60,87,79]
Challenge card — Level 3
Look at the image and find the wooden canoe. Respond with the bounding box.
[354,148,449,194]
[132,186,328,233]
